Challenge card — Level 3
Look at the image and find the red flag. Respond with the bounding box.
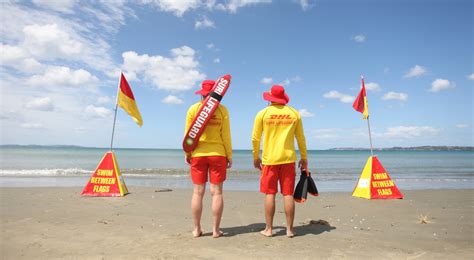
[117,73,143,126]
[353,76,369,119]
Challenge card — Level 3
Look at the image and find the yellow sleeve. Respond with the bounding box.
[295,113,308,160]
[184,105,196,156]
[252,110,264,160]
[220,106,232,159]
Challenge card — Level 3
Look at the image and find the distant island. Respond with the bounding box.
[0,144,473,151]
[0,144,86,149]
[328,146,474,151]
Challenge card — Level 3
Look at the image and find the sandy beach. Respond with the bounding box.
[1,187,473,259]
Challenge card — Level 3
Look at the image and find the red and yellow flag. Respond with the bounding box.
[118,73,143,126]
[352,76,369,119]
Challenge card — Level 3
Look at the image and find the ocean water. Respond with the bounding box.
[0,146,473,192]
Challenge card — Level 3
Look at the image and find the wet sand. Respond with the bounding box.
[1,187,473,259]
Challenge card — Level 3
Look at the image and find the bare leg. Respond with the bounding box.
[260,194,275,237]
[191,184,205,237]
[283,195,295,237]
[210,182,224,238]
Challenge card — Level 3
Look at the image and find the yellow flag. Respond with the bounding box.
[117,73,143,126]
[352,77,369,119]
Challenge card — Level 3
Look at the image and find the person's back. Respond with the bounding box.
[252,84,308,238]
[253,104,306,165]
[186,103,232,158]
[184,79,232,239]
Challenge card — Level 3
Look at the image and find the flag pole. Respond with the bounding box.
[110,72,121,151]
[367,116,374,157]
[361,74,374,156]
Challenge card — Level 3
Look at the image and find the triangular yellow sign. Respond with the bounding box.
[352,156,403,199]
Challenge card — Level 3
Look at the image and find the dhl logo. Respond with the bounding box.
[269,114,293,119]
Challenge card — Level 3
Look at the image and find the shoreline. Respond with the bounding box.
[1,176,473,192]
[1,187,473,259]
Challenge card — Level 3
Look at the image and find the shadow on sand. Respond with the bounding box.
[222,221,336,237]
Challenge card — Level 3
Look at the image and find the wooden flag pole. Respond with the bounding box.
[110,72,122,151]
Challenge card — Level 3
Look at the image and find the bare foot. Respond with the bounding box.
[213,230,224,238]
[192,230,202,238]
[260,229,272,237]
[286,230,296,238]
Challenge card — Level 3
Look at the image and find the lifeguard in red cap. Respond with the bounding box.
[252,85,309,238]
[184,79,232,238]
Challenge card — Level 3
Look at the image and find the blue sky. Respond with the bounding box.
[0,0,472,149]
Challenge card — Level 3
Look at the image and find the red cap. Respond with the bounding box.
[263,85,289,104]
[195,80,215,96]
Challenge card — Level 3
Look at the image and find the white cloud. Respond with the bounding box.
[297,0,314,11]
[224,0,272,13]
[162,95,184,105]
[74,127,87,133]
[84,105,112,118]
[214,3,227,11]
[0,0,122,81]
[25,97,54,111]
[365,82,381,92]
[195,16,215,29]
[381,126,440,139]
[213,58,221,63]
[20,123,45,129]
[0,74,117,145]
[279,76,301,86]
[352,34,366,43]
[22,23,83,60]
[32,0,77,13]
[0,4,61,42]
[28,66,98,88]
[455,124,469,128]
[0,44,43,73]
[0,2,141,146]
[0,110,22,121]
[467,73,474,80]
[145,0,272,14]
[382,91,408,102]
[121,46,206,92]
[97,96,114,105]
[298,109,314,117]
[323,91,355,103]
[292,75,302,82]
[261,77,273,84]
[0,3,124,75]
[429,79,455,92]
[171,45,196,57]
[404,65,427,78]
[0,44,28,63]
[78,1,132,34]
[281,79,291,86]
[144,0,200,17]
[206,43,215,49]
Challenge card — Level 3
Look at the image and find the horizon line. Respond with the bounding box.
[1,144,472,151]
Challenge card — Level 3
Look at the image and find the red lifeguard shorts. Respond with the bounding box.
[260,163,296,196]
[190,156,227,185]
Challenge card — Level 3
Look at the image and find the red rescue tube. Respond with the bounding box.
[183,74,232,153]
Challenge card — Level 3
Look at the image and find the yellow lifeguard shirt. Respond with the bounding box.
[252,104,307,165]
[185,102,232,159]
